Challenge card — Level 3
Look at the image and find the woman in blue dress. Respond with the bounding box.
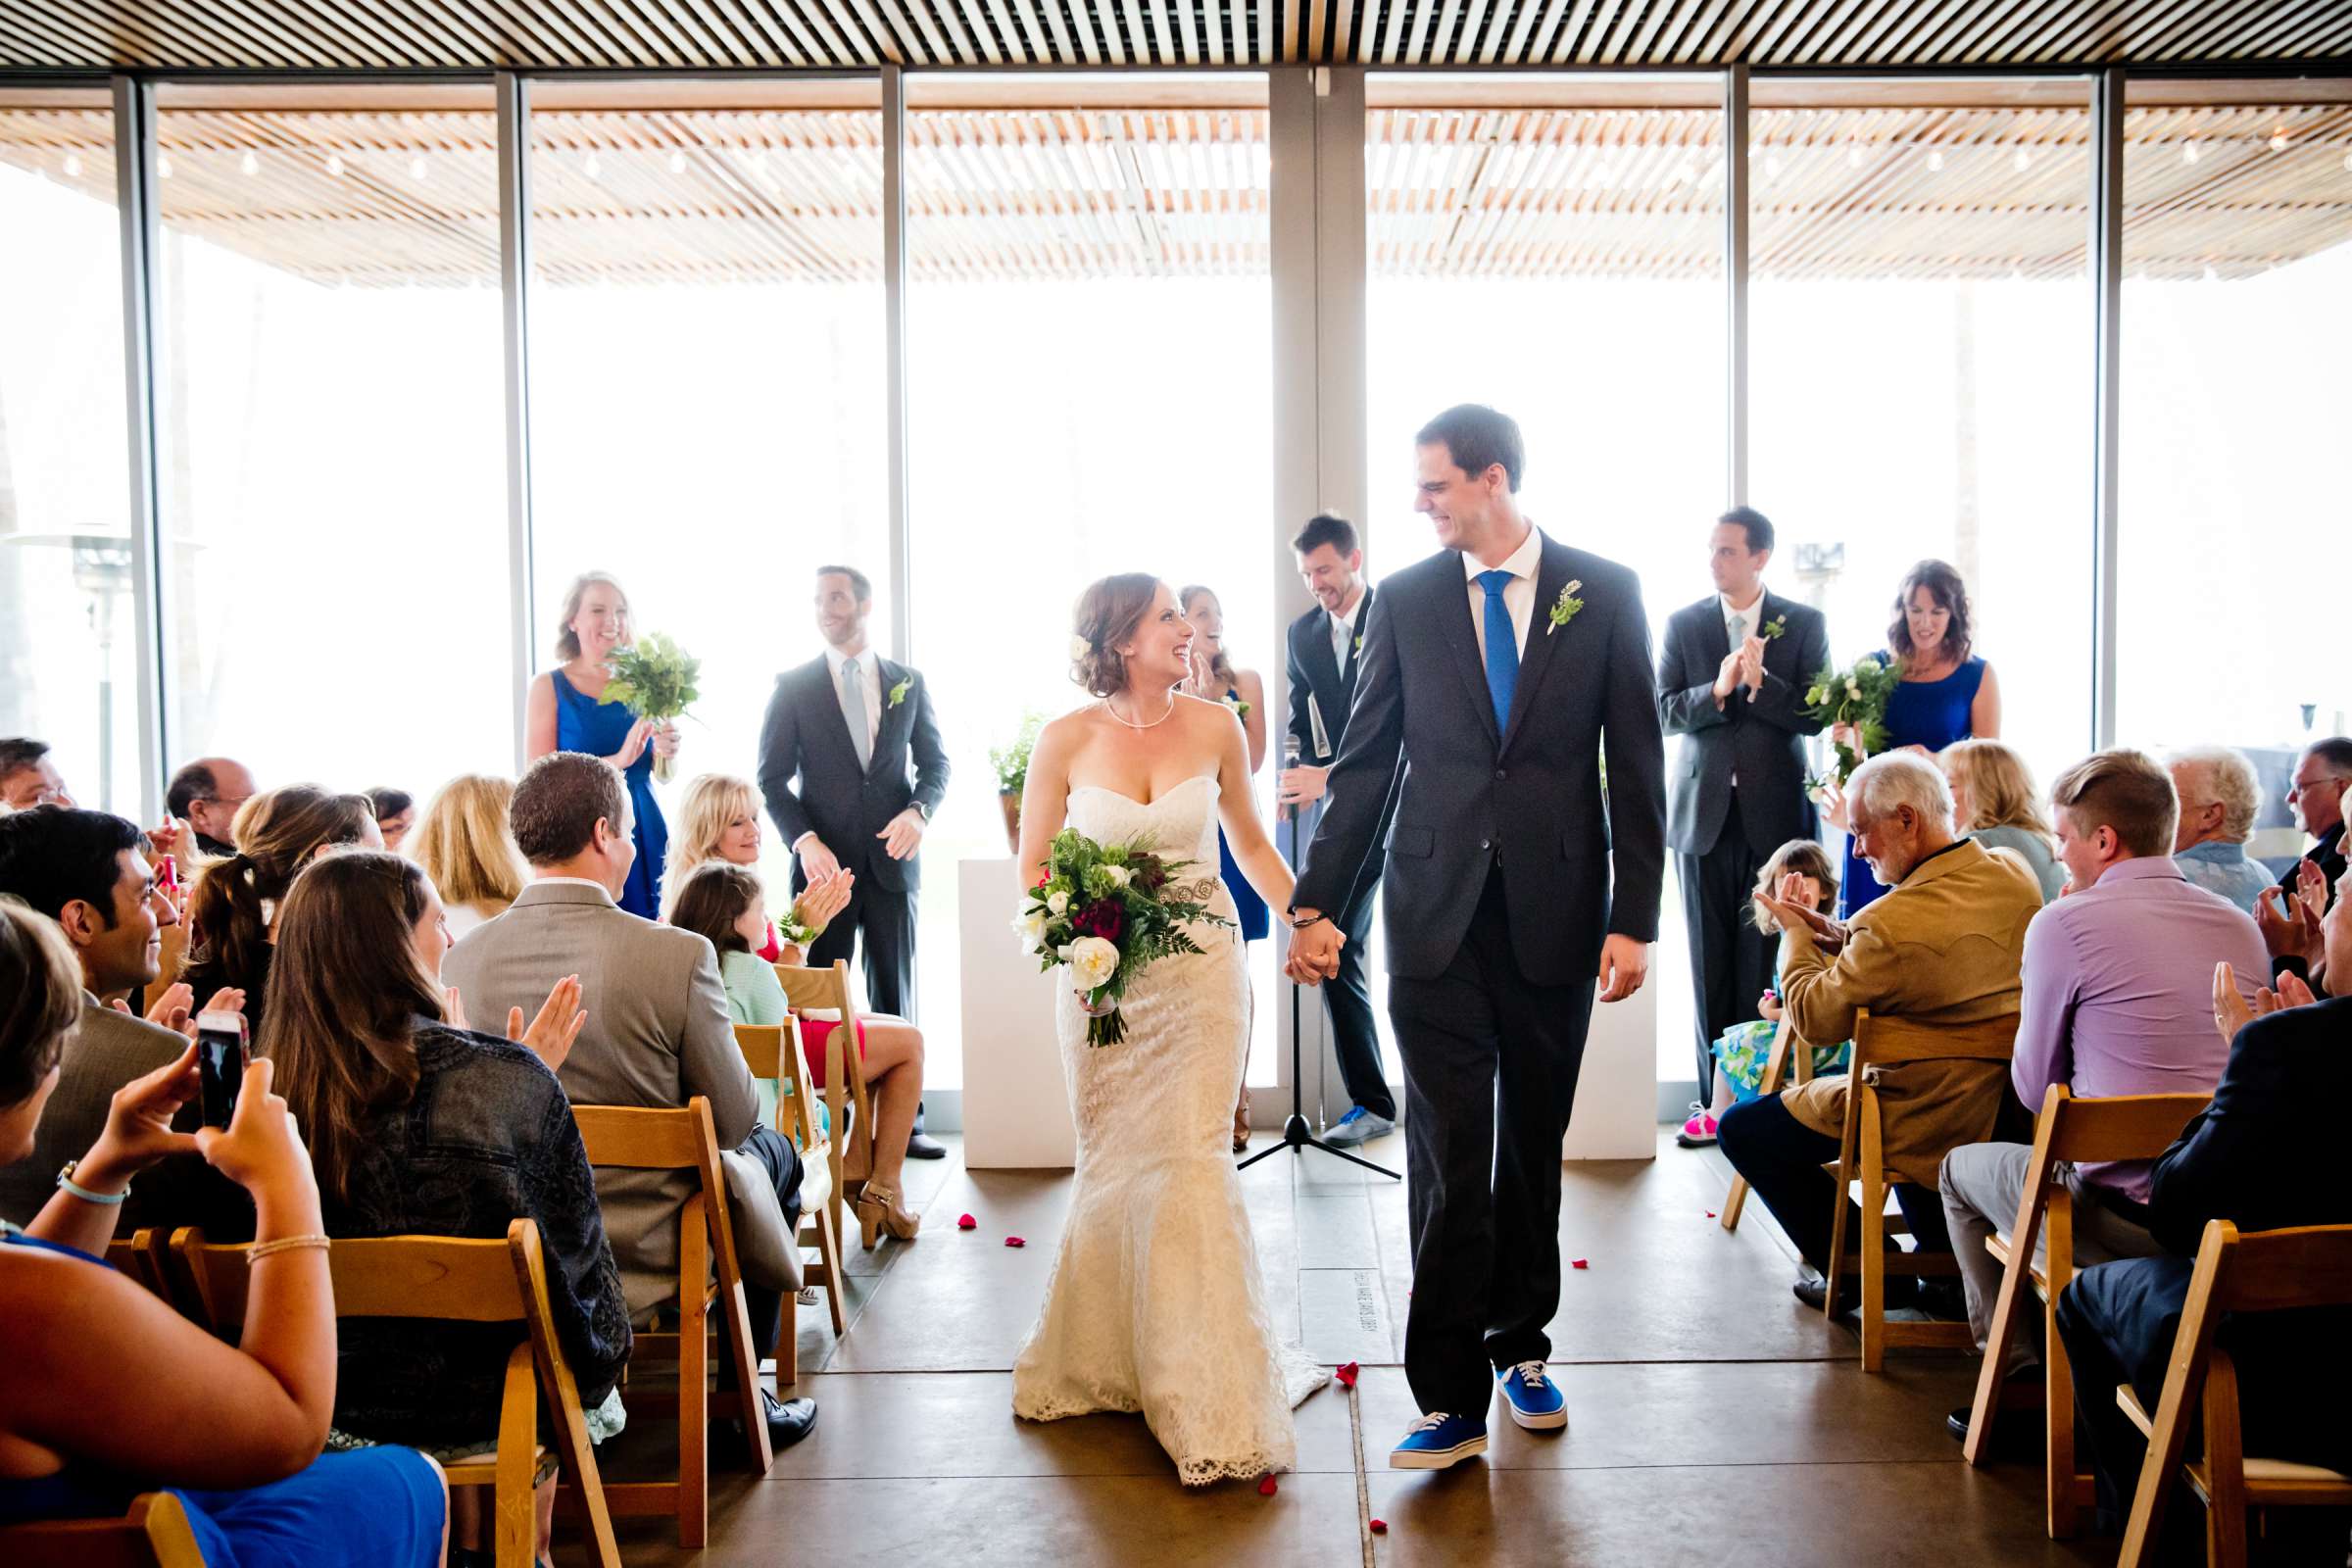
[525,571,677,918]
[0,901,445,1566]
[1180,586,1270,1152]
[1833,560,2003,915]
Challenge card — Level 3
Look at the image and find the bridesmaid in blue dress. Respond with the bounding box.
[1181,586,1271,1152]
[525,571,677,919]
[1836,560,2003,915]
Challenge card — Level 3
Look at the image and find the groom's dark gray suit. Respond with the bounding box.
[1293,529,1666,1417]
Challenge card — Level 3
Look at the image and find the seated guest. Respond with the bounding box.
[2054,885,2352,1545]
[266,851,628,1565]
[1940,738,2064,903]
[0,738,73,811]
[167,757,261,858]
[366,789,416,855]
[1938,749,2266,1441]
[0,808,246,1231]
[180,787,379,1036]
[0,900,447,1562]
[1718,753,2041,1311]
[2165,745,2275,914]
[441,752,815,1449]
[2278,736,2350,906]
[667,860,924,1250]
[661,773,782,944]
[411,774,528,938]
[1681,840,1851,1149]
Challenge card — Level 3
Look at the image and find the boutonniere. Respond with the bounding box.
[888,676,912,710]
[1221,693,1252,721]
[1353,635,1363,654]
[1544,580,1586,636]
[1761,615,1788,640]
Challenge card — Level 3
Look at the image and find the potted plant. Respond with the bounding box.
[989,710,1045,854]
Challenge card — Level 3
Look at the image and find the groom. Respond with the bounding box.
[1288,404,1666,1470]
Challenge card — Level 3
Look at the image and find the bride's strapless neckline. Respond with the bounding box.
[1067,774,1219,808]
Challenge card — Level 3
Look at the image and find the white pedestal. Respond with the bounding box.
[1561,979,1658,1161]
[957,857,1077,1169]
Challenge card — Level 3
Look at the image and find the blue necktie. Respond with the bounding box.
[1477,569,1517,732]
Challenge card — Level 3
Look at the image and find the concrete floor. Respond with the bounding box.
[580,1129,2113,1568]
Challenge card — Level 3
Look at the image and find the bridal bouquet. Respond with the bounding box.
[598,631,702,784]
[1013,828,1233,1046]
[1801,652,1902,785]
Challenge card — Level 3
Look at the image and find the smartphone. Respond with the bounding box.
[195,1010,249,1129]
[155,853,178,898]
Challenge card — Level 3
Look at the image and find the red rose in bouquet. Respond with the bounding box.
[1071,899,1126,943]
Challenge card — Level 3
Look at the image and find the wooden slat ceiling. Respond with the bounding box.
[0,0,2349,71]
[2,97,2347,281]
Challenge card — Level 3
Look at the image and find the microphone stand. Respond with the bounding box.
[1239,744,1398,1180]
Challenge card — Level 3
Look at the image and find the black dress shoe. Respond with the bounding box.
[906,1130,948,1159]
[1791,1273,1921,1313]
[1947,1365,2042,1447]
[738,1390,818,1448]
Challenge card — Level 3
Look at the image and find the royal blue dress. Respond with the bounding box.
[552,667,669,919]
[1216,685,1272,943]
[1840,653,1984,916]
[0,1234,445,1566]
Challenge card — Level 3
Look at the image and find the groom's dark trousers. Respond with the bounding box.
[1294,531,1666,1421]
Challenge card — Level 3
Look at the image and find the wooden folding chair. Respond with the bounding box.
[1719,1012,1815,1233]
[105,1226,171,1301]
[571,1097,772,1548]
[735,1019,852,1369]
[774,959,878,1257]
[170,1219,618,1568]
[1821,1008,2020,1371]
[0,1492,210,1566]
[1960,1085,2210,1539]
[2117,1220,2352,1568]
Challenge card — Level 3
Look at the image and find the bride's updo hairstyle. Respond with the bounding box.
[1069,572,1162,699]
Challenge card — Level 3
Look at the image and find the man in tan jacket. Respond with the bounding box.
[1718,752,2041,1312]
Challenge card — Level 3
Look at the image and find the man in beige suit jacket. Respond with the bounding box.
[442,753,815,1447]
[1719,752,2041,1312]
[0,807,244,1232]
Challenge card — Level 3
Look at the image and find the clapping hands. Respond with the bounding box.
[793,868,856,935]
[1754,871,1846,953]
[2253,870,2325,969]
[2212,959,2317,1046]
[447,975,588,1074]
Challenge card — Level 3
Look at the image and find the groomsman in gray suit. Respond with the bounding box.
[1655,507,1828,1140]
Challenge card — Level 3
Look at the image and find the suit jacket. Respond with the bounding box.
[441,881,760,1317]
[1656,589,1829,857]
[1777,837,2042,1187]
[757,654,950,897]
[0,999,222,1233]
[1286,588,1375,764]
[1292,533,1667,985]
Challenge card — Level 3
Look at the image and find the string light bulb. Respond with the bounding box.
[2269,129,2288,151]
[1764,156,1783,183]
[411,156,428,180]
[1928,149,1945,172]
[669,149,686,173]
[2343,149,2352,172]
[157,154,173,179]
[240,150,258,175]
[326,153,344,176]
[63,153,80,177]
[584,152,601,179]
[2181,142,2199,165]
[2012,148,2031,172]
[1847,144,1864,169]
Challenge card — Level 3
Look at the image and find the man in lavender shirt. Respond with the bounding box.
[1936,749,2267,1440]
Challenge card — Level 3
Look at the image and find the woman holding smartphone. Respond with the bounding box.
[0,900,448,1564]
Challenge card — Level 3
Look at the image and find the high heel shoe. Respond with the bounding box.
[854,1184,921,1249]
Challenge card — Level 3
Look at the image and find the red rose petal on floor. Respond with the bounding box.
[956,1213,976,1230]
[1570,1257,1589,1269]
[1336,1361,1359,1388]
[1369,1519,1389,1535]
[1704,1210,1718,1219]
[1257,1474,1277,1496]
[1004,1236,1026,1248]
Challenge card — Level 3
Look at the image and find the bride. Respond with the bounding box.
[1010,572,1331,1485]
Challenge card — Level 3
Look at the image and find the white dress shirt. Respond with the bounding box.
[1462,525,1544,661]
[823,642,883,757]
[1328,589,1365,674]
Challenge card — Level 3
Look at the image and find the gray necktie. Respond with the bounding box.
[842,658,872,769]
[1728,612,1746,649]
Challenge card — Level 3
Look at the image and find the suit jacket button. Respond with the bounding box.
[1479,838,1492,852]
[1494,767,1506,780]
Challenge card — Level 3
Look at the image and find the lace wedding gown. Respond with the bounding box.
[1011,774,1329,1485]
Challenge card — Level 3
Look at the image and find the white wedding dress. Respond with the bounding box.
[1010,774,1328,1485]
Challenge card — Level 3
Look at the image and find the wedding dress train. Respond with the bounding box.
[1010,775,1328,1486]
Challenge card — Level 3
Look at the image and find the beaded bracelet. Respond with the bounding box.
[246,1234,331,1262]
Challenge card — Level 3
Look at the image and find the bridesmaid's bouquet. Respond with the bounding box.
[1013,828,1234,1046]
[1801,653,1903,785]
[598,632,702,784]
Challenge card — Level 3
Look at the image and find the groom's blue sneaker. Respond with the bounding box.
[1389,1412,1487,1470]
[1324,1106,1396,1149]
[1496,1361,1567,1431]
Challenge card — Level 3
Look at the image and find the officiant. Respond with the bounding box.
[1278,514,1398,1148]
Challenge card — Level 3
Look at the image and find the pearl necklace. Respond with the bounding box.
[1102,693,1177,731]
